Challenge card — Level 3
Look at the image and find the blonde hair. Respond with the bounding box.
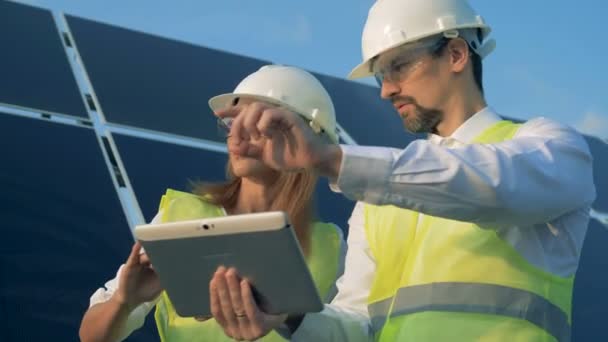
[191,162,318,255]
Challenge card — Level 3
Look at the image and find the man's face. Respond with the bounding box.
[373,38,452,134]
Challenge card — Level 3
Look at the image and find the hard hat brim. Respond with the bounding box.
[349,24,494,80]
[347,60,374,80]
[208,92,339,143]
[208,93,289,114]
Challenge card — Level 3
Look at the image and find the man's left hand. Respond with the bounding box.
[214,102,342,178]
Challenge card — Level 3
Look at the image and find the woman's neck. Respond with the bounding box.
[228,176,277,215]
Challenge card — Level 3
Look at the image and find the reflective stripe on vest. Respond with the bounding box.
[369,282,570,341]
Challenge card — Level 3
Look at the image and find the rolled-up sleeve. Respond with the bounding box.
[335,118,596,227]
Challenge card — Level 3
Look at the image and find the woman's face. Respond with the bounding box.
[223,97,279,181]
[229,146,276,179]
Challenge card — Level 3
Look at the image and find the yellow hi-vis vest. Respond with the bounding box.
[364,121,573,342]
[153,188,342,342]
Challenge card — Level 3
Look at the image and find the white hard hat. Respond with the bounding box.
[349,0,496,79]
[209,65,339,143]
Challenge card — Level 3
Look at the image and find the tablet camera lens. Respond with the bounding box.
[203,224,209,230]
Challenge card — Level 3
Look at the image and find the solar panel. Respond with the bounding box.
[112,134,230,222]
[572,218,608,341]
[584,136,608,212]
[66,15,266,141]
[0,1,87,119]
[0,113,153,340]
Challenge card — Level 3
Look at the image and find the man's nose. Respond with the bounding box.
[380,78,400,99]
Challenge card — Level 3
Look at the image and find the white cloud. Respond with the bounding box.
[574,111,608,139]
[260,14,313,45]
[291,15,313,43]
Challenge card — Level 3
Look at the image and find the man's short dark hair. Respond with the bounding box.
[471,51,483,94]
[431,34,484,94]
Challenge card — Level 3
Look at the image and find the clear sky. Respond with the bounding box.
[20,0,608,139]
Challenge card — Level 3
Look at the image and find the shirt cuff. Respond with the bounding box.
[331,144,394,204]
[275,314,318,341]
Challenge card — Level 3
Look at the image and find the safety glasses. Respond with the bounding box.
[373,37,448,86]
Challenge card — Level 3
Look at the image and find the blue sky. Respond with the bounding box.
[21,0,608,139]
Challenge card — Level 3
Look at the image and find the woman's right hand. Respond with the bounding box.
[113,241,163,310]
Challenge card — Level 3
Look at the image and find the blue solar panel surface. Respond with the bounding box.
[112,134,229,222]
[0,1,87,118]
[0,113,154,341]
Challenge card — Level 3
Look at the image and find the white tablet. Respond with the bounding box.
[134,211,323,317]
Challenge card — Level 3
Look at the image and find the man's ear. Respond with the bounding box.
[447,38,470,73]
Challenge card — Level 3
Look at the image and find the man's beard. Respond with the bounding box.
[392,96,443,134]
[404,105,443,134]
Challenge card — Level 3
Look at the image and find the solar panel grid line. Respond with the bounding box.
[0,101,93,126]
[336,122,359,145]
[56,11,148,233]
[48,9,92,121]
[106,122,229,154]
[88,128,147,231]
[54,12,103,123]
[0,103,92,129]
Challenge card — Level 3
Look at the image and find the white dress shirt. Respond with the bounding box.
[289,107,596,341]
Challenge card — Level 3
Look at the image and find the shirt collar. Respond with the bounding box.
[428,107,502,144]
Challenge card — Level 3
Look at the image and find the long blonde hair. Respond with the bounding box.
[191,162,318,256]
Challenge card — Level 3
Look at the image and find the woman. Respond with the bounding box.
[79,65,344,342]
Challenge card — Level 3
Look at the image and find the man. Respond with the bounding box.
[210,0,596,341]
